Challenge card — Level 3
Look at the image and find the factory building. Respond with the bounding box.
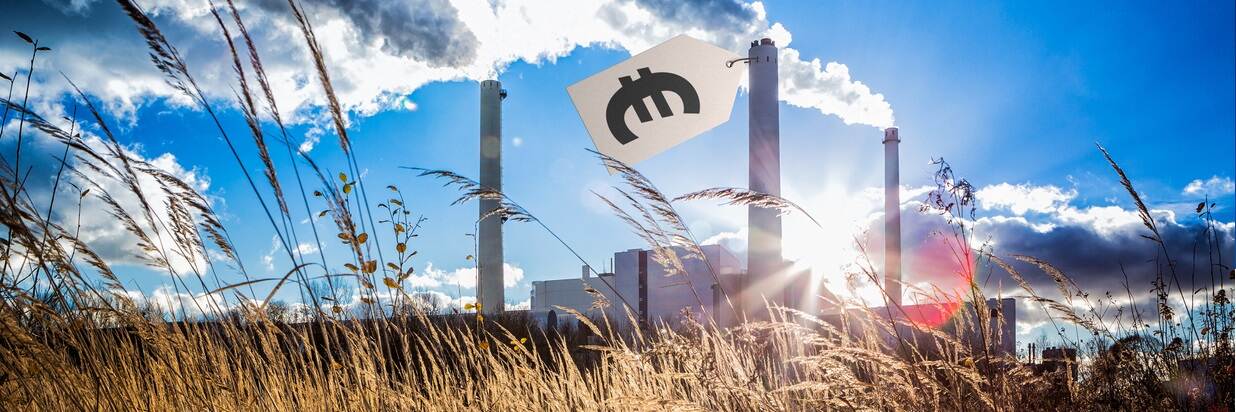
[529,246,1017,358]
[530,245,743,328]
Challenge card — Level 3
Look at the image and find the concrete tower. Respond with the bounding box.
[747,38,782,314]
[883,127,902,307]
[479,80,506,314]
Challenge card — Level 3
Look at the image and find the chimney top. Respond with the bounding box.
[883,127,900,143]
[760,38,774,45]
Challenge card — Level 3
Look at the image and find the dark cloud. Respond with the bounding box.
[867,201,1234,310]
[255,0,478,67]
[634,0,758,30]
[843,196,1233,344]
[979,213,1231,294]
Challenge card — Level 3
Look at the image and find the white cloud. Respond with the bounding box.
[453,295,478,310]
[4,0,894,132]
[410,262,447,289]
[976,183,1076,215]
[703,227,747,253]
[974,215,1056,234]
[121,285,228,319]
[261,236,279,272]
[295,243,319,255]
[1052,205,1165,237]
[418,261,525,289]
[260,240,317,272]
[298,125,325,153]
[1182,176,1235,197]
[54,133,214,276]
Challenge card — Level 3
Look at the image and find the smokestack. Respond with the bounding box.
[479,80,506,314]
[747,38,782,315]
[883,127,901,307]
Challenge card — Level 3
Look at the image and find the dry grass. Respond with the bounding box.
[0,1,1231,410]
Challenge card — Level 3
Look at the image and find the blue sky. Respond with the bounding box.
[1,0,1233,340]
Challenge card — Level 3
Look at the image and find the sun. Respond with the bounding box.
[780,184,887,310]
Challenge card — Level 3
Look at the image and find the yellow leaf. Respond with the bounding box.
[360,297,374,304]
[387,262,400,271]
[396,243,407,253]
[331,305,342,314]
[475,314,484,322]
[478,341,490,350]
[394,223,405,233]
[465,255,473,261]
[383,277,400,289]
[363,260,377,274]
[338,172,348,183]
[463,303,475,310]
[344,263,358,272]
[343,183,353,194]
[356,233,368,244]
[387,185,398,192]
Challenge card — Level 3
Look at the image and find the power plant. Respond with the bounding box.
[514,38,1019,358]
[484,40,905,319]
[478,80,506,314]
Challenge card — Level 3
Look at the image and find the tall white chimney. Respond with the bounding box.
[748,38,782,316]
[883,127,902,307]
[479,80,506,314]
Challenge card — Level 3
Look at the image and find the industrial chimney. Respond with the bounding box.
[479,80,506,314]
[883,127,902,307]
[747,38,783,316]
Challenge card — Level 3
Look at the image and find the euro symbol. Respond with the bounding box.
[605,67,700,145]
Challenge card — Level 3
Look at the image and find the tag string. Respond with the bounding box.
[725,57,754,68]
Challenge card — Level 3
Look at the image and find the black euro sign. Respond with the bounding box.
[605,67,700,145]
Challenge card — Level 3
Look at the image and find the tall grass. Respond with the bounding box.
[0,0,1231,410]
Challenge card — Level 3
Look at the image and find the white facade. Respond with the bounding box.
[530,244,743,329]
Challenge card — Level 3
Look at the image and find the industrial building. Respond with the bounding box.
[530,245,743,328]
[530,245,1018,357]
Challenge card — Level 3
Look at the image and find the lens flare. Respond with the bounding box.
[900,234,978,328]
